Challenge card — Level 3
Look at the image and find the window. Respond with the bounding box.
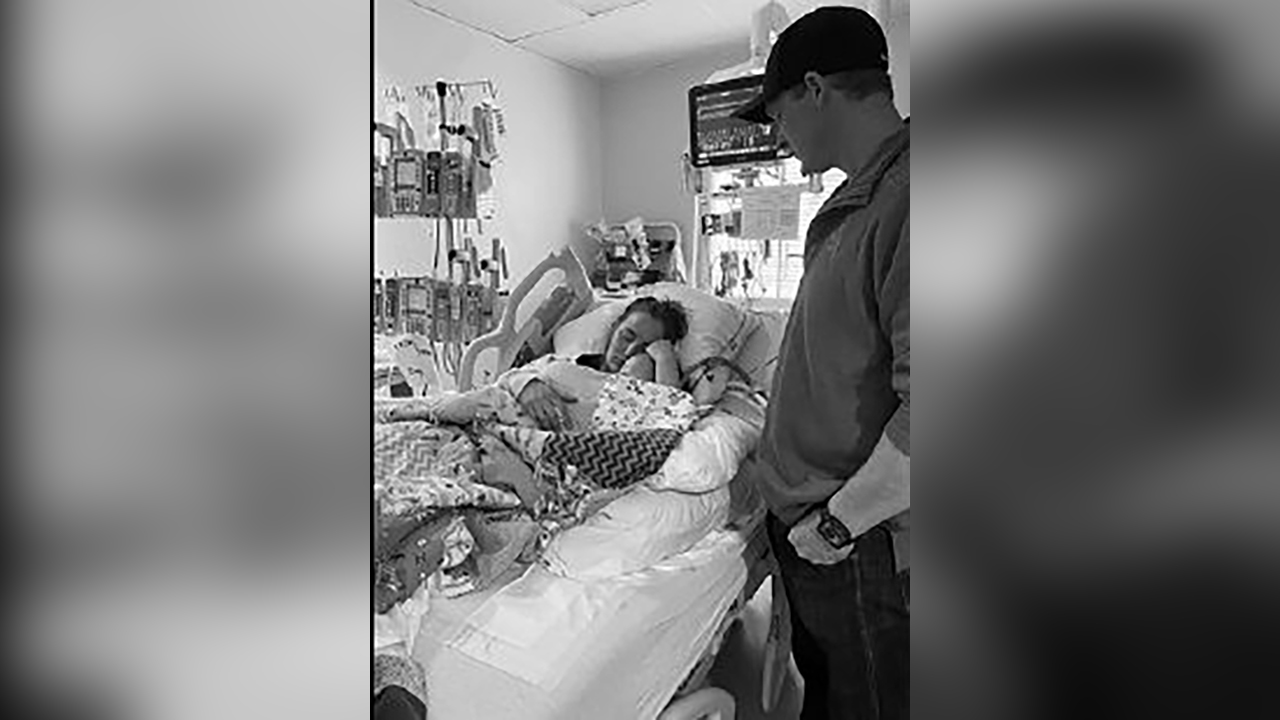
[698,159,845,305]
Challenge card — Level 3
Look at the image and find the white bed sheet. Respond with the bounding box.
[413,521,755,720]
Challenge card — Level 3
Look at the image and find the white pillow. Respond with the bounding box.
[541,484,730,580]
[552,301,625,357]
[551,285,758,372]
[732,309,789,393]
[644,283,759,371]
[650,412,762,494]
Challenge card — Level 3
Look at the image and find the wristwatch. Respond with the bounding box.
[816,506,855,549]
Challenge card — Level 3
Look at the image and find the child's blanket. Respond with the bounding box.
[374,422,535,614]
[480,367,703,495]
[493,425,685,491]
[373,360,714,607]
[591,373,700,431]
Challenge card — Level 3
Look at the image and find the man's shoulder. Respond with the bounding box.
[881,145,909,193]
[828,172,908,257]
[868,144,910,227]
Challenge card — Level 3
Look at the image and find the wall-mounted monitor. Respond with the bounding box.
[688,74,791,168]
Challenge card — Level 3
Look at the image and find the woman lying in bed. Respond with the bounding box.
[381,296,762,490]
[373,297,764,605]
[505,295,691,431]
[384,296,691,429]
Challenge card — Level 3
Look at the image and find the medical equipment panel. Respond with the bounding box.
[391,149,430,216]
[375,78,510,388]
[373,122,398,218]
[423,151,442,216]
[402,278,433,337]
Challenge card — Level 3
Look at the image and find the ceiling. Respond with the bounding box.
[402,0,909,78]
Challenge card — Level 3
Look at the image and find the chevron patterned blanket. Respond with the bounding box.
[541,428,685,490]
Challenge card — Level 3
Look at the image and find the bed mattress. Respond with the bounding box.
[413,516,758,720]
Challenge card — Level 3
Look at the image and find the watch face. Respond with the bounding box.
[818,511,854,549]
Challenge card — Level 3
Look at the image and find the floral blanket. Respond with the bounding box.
[592,374,700,432]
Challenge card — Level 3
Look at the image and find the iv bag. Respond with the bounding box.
[421,92,441,149]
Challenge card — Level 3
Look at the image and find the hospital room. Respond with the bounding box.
[373,1,910,718]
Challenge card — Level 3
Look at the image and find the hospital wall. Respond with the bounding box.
[599,43,746,272]
[887,12,910,119]
[600,11,911,261]
[374,0,604,284]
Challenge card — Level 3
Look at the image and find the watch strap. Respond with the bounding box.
[817,507,855,549]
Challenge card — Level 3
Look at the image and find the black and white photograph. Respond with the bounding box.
[7,0,1280,719]
[373,2,907,718]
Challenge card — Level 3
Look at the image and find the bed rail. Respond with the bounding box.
[458,245,594,390]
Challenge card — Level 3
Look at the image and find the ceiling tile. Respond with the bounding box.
[558,0,650,17]
[519,0,751,75]
[405,0,905,78]
[406,0,584,42]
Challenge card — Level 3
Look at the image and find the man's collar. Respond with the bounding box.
[820,120,910,213]
[848,119,910,191]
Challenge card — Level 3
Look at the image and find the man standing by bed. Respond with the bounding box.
[734,7,909,719]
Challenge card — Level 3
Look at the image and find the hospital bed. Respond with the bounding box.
[382,246,790,719]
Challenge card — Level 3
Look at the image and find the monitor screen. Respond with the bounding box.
[395,158,420,185]
[688,74,791,167]
[406,286,429,311]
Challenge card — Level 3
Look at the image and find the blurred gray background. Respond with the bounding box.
[9,0,1280,719]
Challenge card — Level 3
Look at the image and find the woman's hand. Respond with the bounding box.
[644,340,681,387]
[645,339,676,363]
[517,379,577,431]
[385,402,435,422]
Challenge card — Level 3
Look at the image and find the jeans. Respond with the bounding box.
[767,513,909,720]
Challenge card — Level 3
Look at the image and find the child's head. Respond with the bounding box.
[684,356,753,405]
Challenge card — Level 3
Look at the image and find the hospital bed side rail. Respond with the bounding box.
[458,245,595,390]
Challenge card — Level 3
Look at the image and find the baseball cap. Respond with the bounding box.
[733,6,890,124]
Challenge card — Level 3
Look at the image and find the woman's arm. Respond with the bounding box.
[494,355,555,399]
[619,353,657,381]
[645,340,681,387]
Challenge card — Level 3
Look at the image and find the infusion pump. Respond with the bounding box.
[391,149,430,216]
[386,149,475,219]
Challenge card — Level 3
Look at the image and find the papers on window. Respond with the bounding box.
[739,185,803,240]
